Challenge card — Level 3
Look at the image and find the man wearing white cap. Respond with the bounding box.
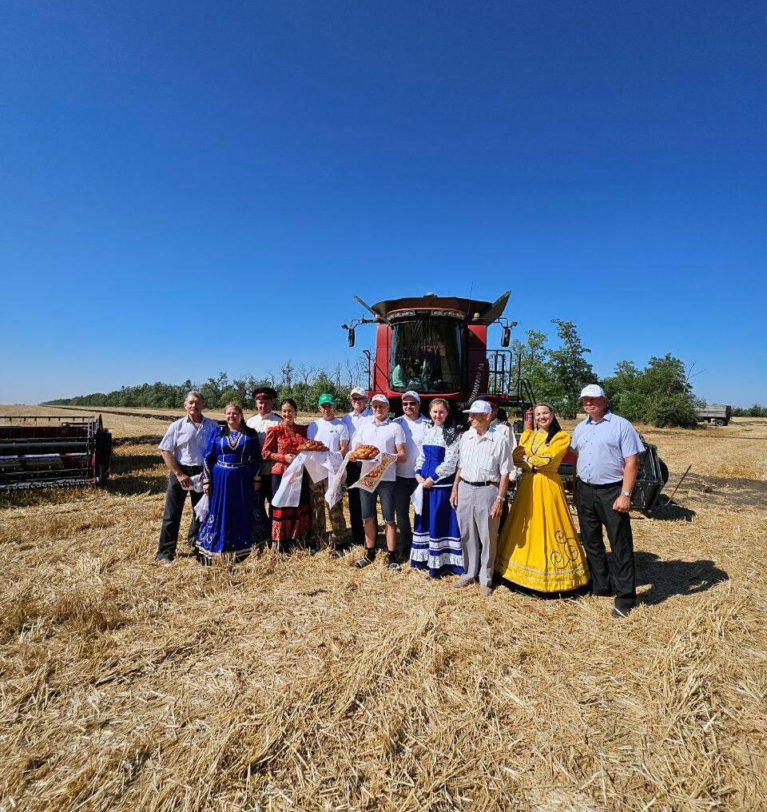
[570,384,645,618]
[341,387,372,550]
[393,390,428,561]
[352,394,407,570]
[449,400,511,596]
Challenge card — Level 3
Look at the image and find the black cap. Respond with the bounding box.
[252,386,277,400]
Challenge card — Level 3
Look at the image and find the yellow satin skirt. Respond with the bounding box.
[495,471,590,593]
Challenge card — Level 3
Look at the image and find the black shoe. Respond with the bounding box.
[611,606,631,619]
[354,552,375,569]
[592,588,614,597]
[330,545,350,559]
[155,555,173,566]
[385,553,401,571]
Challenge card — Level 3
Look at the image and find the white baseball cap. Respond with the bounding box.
[580,384,606,399]
[350,387,368,399]
[371,394,389,405]
[402,390,421,403]
[463,400,492,414]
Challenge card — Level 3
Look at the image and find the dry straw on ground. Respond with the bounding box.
[1,406,765,811]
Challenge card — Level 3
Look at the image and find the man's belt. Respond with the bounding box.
[179,464,203,473]
[461,477,499,487]
[577,478,622,490]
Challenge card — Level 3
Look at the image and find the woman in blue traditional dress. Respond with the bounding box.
[197,403,265,563]
[410,398,464,577]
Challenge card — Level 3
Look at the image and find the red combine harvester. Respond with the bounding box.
[0,415,112,491]
[342,291,534,422]
[342,292,668,512]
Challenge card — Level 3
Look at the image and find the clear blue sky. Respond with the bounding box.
[2,1,765,406]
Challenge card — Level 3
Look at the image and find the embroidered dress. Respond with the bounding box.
[261,423,311,542]
[197,428,264,561]
[495,430,590,592]
[410,424,463,577]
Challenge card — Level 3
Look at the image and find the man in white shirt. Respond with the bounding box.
[307,394,350,552]
[155,391,219,565]
[246,386,282,541]
[450,400,511,595]
[341,386,372,549]
[352,394,407,570]
[393,390,428,562]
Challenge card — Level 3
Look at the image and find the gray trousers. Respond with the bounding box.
[456,481,501,586]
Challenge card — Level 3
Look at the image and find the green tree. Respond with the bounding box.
[511,329,553,403]
[547,319,595,417]
[604,354,698,427]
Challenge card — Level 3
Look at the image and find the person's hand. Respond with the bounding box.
[203,483,211,495]
[176,472,192,488]
[490,497,503,519]
[449,489,458,509]
[612,493,631,513]
[285,454,295,464]
[423,477,435,489]
[525,416,534,431]
[415,474,424,485]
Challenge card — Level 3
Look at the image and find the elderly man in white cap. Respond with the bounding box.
[393,390,428,561]
[449,400,511,596]
[352,394,407,570]
[570,384,645,618]
[341,386,372,551]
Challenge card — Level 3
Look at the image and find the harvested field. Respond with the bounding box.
[1,406,765,811]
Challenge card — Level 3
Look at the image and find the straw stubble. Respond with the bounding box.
[0,407,765,811]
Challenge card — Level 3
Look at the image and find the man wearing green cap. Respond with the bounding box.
[307,394,350,552]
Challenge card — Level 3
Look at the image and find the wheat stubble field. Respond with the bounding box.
[0,406,765,812]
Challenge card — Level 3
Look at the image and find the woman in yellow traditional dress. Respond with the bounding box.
[495,402,590,593]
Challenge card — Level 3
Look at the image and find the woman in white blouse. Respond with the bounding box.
[410,398,464,578]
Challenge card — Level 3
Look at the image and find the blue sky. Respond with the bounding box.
[1,1,765,406]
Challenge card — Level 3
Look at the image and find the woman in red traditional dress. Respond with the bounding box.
[261,398,311,550]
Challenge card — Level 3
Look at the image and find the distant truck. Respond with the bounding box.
[696,404,732,426]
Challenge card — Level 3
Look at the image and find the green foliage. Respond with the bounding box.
[732,404,767,417]
[547,319,596,418]
[512,321,595,417]
[603,354,698,428]
[45,368,355,413]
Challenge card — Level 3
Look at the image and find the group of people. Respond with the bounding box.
[155,383,645,617]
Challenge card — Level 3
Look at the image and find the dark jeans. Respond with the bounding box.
[394,476,418,559]
[254,469,273,542]
[156,465,204,560]
[360,479,396,523]
[346,461,365,544]
[576,480,636,610]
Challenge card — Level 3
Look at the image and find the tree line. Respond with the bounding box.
[511,319,701,427]
[46,320,736,428]
[44,360,368,414]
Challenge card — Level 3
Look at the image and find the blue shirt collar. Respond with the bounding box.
[586,410,613,425]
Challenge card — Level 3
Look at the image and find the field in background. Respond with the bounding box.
[1,405,765,811]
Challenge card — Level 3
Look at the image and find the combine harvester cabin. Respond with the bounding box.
[342,291,534,424]
[0,415,112,492]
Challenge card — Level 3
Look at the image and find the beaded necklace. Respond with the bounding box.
[529,430,548,457]
[226,430,242,451]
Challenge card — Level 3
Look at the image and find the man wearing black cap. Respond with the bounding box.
[246,386,282,538]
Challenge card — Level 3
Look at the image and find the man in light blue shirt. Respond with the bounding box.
[155,391,220,565]
[570,384,645,617]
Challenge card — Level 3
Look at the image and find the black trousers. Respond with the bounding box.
[576,481,636,610]
[394,476,418,558]
[254,469,274,542]
[346,461,365,545]
[156,465,204,560]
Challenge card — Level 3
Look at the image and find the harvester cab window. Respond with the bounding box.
[390,320,462,394]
